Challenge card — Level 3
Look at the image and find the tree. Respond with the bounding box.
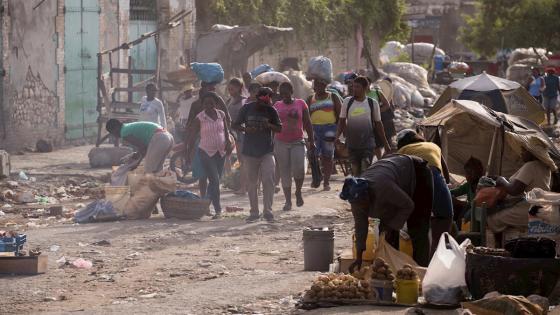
[460,0,560,58]
[201,0,408,47]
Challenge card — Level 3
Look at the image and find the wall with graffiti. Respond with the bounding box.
[1,0,62,151]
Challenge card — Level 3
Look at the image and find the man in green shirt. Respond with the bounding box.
[106,119,174,173]
[450,157,484,230]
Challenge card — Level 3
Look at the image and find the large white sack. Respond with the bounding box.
[383,62,430,89]
[506,64,532,85]
[306,56,333,82]
[404,43,445,64]
[508,48,548,66]
[380,41,405,65]
[283,70,313,100]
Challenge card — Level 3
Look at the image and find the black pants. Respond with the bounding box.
[385,161,433,267]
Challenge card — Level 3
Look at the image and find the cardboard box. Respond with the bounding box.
[337,249,372,273]
[0,255,48,275]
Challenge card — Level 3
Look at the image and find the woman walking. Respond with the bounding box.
[274,82,315,211]
[186,92,233,219]
[307,79,342,190]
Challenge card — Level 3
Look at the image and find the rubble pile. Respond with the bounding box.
[0,173,103,229]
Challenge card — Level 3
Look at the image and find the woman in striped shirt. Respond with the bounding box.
[186,92,233,219]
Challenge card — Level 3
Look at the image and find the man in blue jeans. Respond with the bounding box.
[543,68,560,125]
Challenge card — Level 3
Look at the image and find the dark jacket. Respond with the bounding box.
[352,154,431,254]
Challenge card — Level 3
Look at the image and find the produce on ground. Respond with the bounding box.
[303,273,375,301]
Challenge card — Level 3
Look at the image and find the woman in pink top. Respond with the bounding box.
[273,82,315,211]
[186,92,233,219]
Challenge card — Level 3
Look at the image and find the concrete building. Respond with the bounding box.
[0,0,195,152]
[403,0,476,58]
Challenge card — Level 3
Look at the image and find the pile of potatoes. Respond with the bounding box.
[304,273,375,301]
[396,264,419,280]
[371,258,395,281]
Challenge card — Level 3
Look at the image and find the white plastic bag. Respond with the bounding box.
[422,233,470,305]
[255,71,291,85]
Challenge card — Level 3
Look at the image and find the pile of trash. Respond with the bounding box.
[0,172,103,229]
[393,108,425,132]
[382,62,437,99]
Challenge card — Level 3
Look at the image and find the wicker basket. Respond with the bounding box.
[160,195,210,220]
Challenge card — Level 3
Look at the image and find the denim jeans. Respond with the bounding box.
[199,150,226,214]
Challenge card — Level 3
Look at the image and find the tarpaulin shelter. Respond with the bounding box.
[429,72,545,125]
[420,100,560,178]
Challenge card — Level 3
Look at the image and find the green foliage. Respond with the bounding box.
[390,52,411,63]
[460,0,560,57]
[206,0,409,45]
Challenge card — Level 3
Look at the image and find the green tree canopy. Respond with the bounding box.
[201,0,409,46]
[461,0,560,58]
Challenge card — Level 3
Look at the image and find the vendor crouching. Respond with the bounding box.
[342,154,434,271]
[488,137,557,245]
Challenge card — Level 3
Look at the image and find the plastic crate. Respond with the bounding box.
[0,234,26,254]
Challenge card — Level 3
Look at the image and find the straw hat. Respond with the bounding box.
[521,136,557,171]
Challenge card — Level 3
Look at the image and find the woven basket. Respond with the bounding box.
[160,196,210,220]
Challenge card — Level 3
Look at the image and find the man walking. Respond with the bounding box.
[233,87,282,223]
[543,68,560,125]
[336,76,391,176]
[139,83,167,129]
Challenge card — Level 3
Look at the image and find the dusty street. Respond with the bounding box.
[0,146,374,314]
[2,146,555,315]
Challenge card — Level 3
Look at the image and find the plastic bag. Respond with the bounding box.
[373,233,427,280]
[110,157,141,186]
[74,200,120,223]
[474,187,507,208]
[307,56,333,82]
[250,64,274,78]
[190,62,224,84]
[255,71,290,85]
[422,233,470,305]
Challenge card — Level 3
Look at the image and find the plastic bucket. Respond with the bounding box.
[395,278,419,304]
[371,279,394,302]
[303,228,334,271]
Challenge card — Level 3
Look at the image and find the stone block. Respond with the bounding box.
[88,147,133,168]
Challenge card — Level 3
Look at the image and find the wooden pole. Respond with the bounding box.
[486,127,499,176]
[127,56,133,103]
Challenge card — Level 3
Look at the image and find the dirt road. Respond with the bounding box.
[2,146,360,314]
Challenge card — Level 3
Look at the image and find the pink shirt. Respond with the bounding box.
[273,99,307,143]
[197,109,226,157]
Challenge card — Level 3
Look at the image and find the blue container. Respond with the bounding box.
[0,234,26,255]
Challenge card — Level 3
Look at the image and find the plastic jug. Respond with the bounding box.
[352,219,380,260]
